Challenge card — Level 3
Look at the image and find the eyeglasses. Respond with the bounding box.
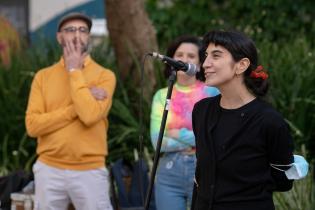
[62,26,89,34]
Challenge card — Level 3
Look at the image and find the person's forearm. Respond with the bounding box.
[69,70,115,126]
[150,132,194,152]
[26,105,77,137]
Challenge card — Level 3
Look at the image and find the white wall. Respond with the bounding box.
[29,0,92,32]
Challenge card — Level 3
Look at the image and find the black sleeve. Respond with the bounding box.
[191,100,201,209]
[191,178,198,209]
[264,110,294,191]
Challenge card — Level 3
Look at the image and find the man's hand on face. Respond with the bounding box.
[63,39,87,71]
[89,86,107,101]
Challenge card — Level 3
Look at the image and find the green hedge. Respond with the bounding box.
[147,0,315,47]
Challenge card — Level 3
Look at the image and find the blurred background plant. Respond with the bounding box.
[0,15,21,68]
[146,0,315,49]
[0,0,314,206]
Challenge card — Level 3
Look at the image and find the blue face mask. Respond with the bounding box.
[270,155,309,180]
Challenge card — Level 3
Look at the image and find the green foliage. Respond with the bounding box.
[0,57,31,140]
[258,37,315,155]
[0,133,36,176]
[146,0,315,48]
[0,52,38,175]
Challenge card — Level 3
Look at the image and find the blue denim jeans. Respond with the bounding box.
[155,152,196,210]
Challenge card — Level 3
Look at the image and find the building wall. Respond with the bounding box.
[0,0,107,45]
[30,0,91,32]
[30,0,107,43]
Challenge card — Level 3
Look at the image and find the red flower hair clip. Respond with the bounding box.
[250,65,269,80]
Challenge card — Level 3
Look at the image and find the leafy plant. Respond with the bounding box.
[0,133,36,176]
[258,37,315,155]
[146,0,315,49]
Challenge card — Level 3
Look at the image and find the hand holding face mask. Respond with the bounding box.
[270,155,309,180]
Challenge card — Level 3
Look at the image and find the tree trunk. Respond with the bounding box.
[105,0,158,98]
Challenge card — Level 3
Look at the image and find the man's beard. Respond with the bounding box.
[81,43,89,53]
[73,39,89,54]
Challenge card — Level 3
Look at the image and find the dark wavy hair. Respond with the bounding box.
[164,35,205,81]
[202,30,269,97]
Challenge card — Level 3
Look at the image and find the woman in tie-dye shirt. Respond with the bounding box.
[150,35,219,210]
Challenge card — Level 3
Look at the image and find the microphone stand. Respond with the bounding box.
[144,68,177,210]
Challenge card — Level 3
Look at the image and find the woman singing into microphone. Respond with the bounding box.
[150,35,219,210]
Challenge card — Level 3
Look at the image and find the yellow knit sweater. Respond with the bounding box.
[25,56,116,170]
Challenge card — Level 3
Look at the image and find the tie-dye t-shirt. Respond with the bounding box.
[150,81,219,152]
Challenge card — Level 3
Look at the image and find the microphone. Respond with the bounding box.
[149,52,199,76]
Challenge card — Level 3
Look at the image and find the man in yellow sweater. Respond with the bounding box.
[25,12,116,210]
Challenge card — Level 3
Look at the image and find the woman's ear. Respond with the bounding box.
[236,58,250,75]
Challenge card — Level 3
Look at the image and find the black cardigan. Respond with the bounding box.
[191,95,294,210]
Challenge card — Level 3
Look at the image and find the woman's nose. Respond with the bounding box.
[202,57,211,68]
